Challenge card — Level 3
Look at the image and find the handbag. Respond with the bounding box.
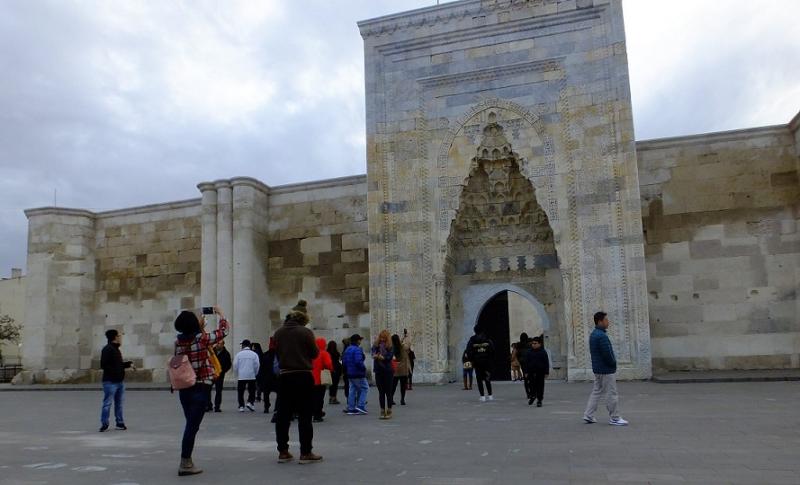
[208,349,222,379]
[463,361,473,370]
[167,354,196,390]
[320,369,333,387]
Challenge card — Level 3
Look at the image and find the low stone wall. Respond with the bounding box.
[637,125,800,371]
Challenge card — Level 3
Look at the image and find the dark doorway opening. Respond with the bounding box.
[476,291,511,381]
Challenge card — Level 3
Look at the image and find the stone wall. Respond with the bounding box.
[93,201,202,373]
[638,124,800,371]
[266,176,370,346]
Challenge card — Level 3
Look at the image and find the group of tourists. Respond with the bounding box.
[98,304,626,477]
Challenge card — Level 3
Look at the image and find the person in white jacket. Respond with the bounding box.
[234,340,260,412]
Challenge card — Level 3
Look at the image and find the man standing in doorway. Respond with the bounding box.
[273,300,322,464]
[234,340,259,412]
[583,311,628,426]
[99,329,134,432]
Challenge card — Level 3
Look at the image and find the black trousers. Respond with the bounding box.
[329,371,341,399]
[275,372,314,455]
[208,372,226,410]
[392,375,408,404]
[179,383,210,459]
[527,372,546,402]
[237,379,256,407]
[313,385,327,419]
[375,371,393,409]
[474,364,492,396]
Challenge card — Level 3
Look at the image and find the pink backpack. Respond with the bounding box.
[168,354,196,390]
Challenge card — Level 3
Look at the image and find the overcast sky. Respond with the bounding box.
[1,0,798,276]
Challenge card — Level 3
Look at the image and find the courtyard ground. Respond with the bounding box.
[0,380,798,484]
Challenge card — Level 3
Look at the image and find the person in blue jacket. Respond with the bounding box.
[583,311,628,426]
[341,334,369,414]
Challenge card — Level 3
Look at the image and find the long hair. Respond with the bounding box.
[326,340,340,360]
[391,334,403,358]
[374,329,392,349]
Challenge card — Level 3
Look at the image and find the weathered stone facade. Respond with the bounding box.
[16,0,800,383]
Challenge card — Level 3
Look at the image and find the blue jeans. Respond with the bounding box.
[179,383,210,459]
[100,381,125,426]
[347,377,369,411]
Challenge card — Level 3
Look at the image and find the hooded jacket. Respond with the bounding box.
[523,346,550,374]
[466,333,495,366]
[311,337,334,385]
[341,343,367,378]
[273,313,318,374]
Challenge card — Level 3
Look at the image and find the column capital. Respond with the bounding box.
[197,181,217,193]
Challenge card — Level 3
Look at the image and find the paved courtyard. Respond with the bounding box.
[1,380,799,484]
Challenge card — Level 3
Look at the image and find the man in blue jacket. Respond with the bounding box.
[341,334,368,414]
[583,311,628,426]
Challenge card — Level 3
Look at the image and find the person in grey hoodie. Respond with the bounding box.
[234,340,260,412]
[583,311,628,426]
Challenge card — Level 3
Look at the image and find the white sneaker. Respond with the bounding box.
[479,396,486,402]
[246,403,255,412]
[238,406,245,412]
[583,415,597,424]
[487,395,494,401]
[609,417,628,426]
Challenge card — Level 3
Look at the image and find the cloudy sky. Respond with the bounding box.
[0,0,798,276]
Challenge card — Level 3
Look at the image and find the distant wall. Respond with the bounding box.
[266,176,370,346]
[637,125,800,371]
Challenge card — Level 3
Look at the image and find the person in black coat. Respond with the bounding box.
[99,329,134,431]
[466,326,495,401]
[523,336,550,407]
[209,340,232,412]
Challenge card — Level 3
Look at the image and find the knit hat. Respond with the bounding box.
[288,299,309,324]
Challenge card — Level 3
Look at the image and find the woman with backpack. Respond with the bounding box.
[173,307,229,476]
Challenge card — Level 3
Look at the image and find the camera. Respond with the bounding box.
[202,307,214,315]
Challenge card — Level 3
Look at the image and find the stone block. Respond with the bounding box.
[300,236,331,254]
[341,249,366,263]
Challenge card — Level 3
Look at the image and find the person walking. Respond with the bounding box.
[407,347,416,390]
[466,326,495,401]
[390,333,411,406]
[371,330,395,419]
[461,349,473,390]
[583,311,628,426]
[252,342,265,403]
[261,337,279,413]
[99,329,135,432]
[523,336,549,407]
[208,340,231,412]
[273,300,323,464]
[311,337,333,422]
[327,340,343,405]
[342,334,368,415]
[174,307,229,476]
[340,338,351,401]
[234,340,260,412]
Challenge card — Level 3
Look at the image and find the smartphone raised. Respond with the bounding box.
[202,306,214,315]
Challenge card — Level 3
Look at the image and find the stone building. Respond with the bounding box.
[17,0,799,384]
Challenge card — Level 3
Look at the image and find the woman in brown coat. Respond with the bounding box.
[390,333,411,406]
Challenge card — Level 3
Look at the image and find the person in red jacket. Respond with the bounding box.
[311,337,333,422]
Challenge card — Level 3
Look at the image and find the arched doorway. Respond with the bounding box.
[475,291,511,381]
[445,115,566,380]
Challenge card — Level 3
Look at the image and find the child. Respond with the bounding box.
[510,343,522,381]
[461,349,473,390]
[523,336,549,407]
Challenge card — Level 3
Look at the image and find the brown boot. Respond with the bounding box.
[386,408,392,419]
[178,458,202,476]
[299,452,323,464]
[379,408,387,419]
[278,451,294,463]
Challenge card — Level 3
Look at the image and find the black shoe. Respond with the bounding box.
[214,408,221,413]
[537,401,542,407]
[400,400,406,405]
[115,423,127,430]
[270,415,278,423]
[528,398,534,405]
[99,424,109,432]
[313,417,324,422]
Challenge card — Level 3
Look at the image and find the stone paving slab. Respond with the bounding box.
[1,381,799,484]
[652,369,800,383]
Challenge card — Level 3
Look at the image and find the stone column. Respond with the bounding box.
[22,208,96,380]
[215,181,234,339]
[198,183,217,310]
[232,180,255,345]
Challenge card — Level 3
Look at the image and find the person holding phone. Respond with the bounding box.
[99,329,135,432]
[174,306,229,476]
